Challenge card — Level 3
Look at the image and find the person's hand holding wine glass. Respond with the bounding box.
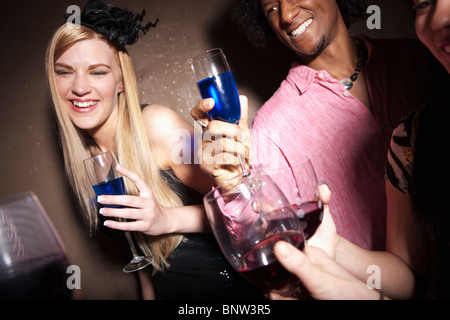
[190,48,342,299]
[84,151,154,273]
[191,49,311,298]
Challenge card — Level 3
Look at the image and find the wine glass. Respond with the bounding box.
[203,167,306,298]
[0,192,71,299]
[83,151,153,273]
[266,155,323,240]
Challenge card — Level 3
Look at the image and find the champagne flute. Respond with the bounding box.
[203,167,307,298]
[83,151,153,273]
[191,48,241,124]
[191,48,249,174]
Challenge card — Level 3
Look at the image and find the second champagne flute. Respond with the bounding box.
[83,151,154,273]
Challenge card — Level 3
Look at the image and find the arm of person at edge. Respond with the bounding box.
[97,104,212,235]
[270,184,385,300]
[272,182,417,300]
[191,97,415,300]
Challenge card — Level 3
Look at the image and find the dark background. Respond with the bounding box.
[0,0,415,299]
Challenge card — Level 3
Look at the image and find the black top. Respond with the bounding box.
[153,169,264,300]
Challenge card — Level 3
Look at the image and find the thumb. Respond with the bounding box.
[238,95,250,131]
[274,241,310,276]
[274,241,328,297]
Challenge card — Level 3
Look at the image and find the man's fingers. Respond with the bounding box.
[238,95,250,131]
[190,98,215,126]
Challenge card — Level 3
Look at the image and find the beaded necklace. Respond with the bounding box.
[340,39,367,90]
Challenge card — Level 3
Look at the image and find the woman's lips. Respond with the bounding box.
[438,39,450,54]
[70,100,99,113]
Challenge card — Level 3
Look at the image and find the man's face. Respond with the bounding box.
[259,0,340,57]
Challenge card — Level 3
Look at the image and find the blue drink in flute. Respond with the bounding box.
[83,151,153,273]
[191,48,241,124]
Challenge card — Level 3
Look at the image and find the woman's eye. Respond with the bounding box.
[413,0,434,13]
[55,69,71,76]
[90,71,108,76]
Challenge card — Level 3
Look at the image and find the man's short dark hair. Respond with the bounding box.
[232,0,367,48]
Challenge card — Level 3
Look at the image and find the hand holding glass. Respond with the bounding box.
[191,48,250,174]
[83,151,153,273]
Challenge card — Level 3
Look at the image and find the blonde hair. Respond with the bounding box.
[46,24,183,272]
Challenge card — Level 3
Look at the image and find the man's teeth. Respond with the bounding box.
[73,101,98,108]
[291,18,313,37]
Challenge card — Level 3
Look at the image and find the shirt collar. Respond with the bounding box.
[287,63,338,94]
[286,34,377,94]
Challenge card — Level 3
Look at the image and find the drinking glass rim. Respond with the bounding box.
[203,166,272,204]
[190,48,224,63]
[203,157,316,204]
[83,150,116,161]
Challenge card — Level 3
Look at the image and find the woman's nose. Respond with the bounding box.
[430,0,450,33]
[72,74,92,96]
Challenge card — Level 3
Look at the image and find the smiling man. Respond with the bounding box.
[193,0,440,252]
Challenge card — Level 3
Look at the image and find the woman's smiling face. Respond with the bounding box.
[414,0,450,73]
[54,37,124,134]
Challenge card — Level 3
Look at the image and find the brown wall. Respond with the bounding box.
[0,0,416,299]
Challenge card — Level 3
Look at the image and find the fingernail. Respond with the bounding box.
[97,196,106,203]
[321,181,332,191]
[103,221,111,227]
[276,242,292,258]
[204,98,214,108]
[99,208,106,215]
[268,292,280,300]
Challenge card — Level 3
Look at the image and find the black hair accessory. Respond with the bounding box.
[80,0,159,50]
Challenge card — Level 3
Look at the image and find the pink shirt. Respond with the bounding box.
[250,36,433,250]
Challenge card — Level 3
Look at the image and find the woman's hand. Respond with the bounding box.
[306,183,340,260]
[270,242,382,300]
[190,96,252,189]
[97,164,170,235]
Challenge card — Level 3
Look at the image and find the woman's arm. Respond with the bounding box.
[99,105,213,234]
[142,104,213,195]
[330,181,416,299]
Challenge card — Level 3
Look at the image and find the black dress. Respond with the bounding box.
[153,169,264,300]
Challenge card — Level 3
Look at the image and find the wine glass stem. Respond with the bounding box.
[124,231,141,259]
[238,154,250,177]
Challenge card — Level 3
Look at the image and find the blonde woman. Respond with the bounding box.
[47,0,263,299]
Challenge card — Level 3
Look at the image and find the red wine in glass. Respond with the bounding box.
[239,230,304,292]
[292,201,324,240]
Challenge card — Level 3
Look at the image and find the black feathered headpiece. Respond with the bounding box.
[80,0,159,50]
